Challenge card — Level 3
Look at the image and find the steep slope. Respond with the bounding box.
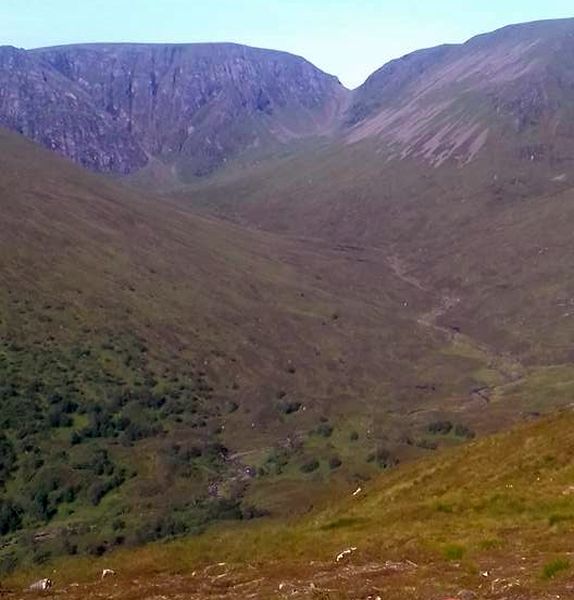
[0,46,147,173]
[0,43,347,175]
[6,410,574,599]
[345,18,574,168]
[181,20,574,370]
[4,127,541,571]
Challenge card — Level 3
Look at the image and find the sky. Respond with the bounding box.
[1,0,573,88]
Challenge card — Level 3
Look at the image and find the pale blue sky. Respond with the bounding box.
[1,0,573,88]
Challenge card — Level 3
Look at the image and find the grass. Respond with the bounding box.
[7,411,574,598]
[3,28,574,589]
[3,128,544,571]
[542,558,571,580]
[443,544,465,561]
[3,127,574,575]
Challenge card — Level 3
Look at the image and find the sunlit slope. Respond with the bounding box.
[2,128,536,570]
[6,410,574,599]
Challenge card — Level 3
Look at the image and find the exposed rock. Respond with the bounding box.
[0,43,347,175]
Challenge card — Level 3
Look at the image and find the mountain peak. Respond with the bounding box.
[344,17,574,167]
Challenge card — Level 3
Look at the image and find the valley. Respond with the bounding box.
[0,15,574,599]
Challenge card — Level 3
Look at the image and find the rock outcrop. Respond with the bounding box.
[0,43,347,175]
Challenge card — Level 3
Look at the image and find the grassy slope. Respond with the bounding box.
[6,410,574,598]
[2,130,573,595]
[4,128,544,569]
[177,126,574,364]
[175,19,574,370]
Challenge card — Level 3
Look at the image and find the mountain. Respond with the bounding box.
[183,19,574,367]
[0,43,347,175]
[344,18,574,168]
[5,20,574,180]
[3,15,574,583]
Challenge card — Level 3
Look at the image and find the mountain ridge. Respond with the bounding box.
[3,15,574,580]
[0,41,347,175]
[2,17,574,177]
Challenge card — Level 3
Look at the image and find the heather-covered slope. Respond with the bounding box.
[183,19,574,369]
[4,128,536,571]
[6,411,574,599]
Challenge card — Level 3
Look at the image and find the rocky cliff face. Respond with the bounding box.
[0,46,147,173]
[0,43,347,175]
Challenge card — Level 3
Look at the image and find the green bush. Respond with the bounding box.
[428,420,453,435]
[300,459,320,473]
[0,499,22,535]
[443,544,465,560]
[278,400,302,415]
[454,423,475,439]
[542,558,570,579]
[315,423,333,438]
[328,456,342,470]
[367,447,399,469]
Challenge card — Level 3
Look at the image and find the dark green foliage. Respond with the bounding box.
[0,434,16,486]
[416,438,438,450]
[367,447,399,469]
[428,420,454,435]
[0,499,22,535]
[454,423,476,439]
[314,422,334,438]
[329,456,342,470]
[225,400,239,414]
[300,459,320,473]
[278,400,302,415]
[443,544,465,560]
[260,448,291,476]
[0,328,234,572]
[427,421,475,439]
[542,558,570,579]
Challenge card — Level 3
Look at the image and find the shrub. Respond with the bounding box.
[226,400,239,414]
[87,480,109,506]
[367,447,399,469]
[300,459,320,473]
[315,423,333,438]
[428,420,453,435]
[329,456,342,470]
[443,544,465,560]
[416,438,438,450]
[0,500,22,535]
[454,424,475,439]
[262,449,290,475]
[542,558,570,579]
[47,408,73,428]
[0,435,16,484]
[279,400,302,415]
